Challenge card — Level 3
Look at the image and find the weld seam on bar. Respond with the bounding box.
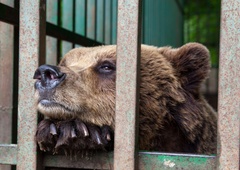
[0,144,17,165]
[217,0,240,169]
[114,0,142,169]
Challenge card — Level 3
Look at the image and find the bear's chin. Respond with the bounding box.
[37,100,77,120]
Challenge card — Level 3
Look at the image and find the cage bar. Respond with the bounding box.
[0,144,17,165]
[114,0,142,169]
[217,0,240,169]
[43,152,216,169]
[17,0,46,169]
[46,0,57,65]
[0,1,239,169]
[0,2,14,170]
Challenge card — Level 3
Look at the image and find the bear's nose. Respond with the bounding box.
[33,64,66,89]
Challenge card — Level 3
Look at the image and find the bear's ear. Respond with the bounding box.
[158,43,211,94]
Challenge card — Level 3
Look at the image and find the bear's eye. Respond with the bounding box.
[97,61,115,74]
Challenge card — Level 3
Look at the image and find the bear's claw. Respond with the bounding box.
[36,119,114,154]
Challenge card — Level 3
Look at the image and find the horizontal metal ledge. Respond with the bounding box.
[0,3,102,46]
[0,144,17,165]
[0,144,216,169]
[44,151,216,169]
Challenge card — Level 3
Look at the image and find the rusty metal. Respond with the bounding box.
[0,144,17,165]
[17,0,46,169]
[114,0,142,169]
[217,0,240,169]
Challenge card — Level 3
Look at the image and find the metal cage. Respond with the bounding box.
[0,0,239,169]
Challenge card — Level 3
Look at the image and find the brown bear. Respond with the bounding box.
[34,43,217,154]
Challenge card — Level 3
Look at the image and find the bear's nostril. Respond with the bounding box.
[34,64,66,89]
[44,70,57,80]
[33,69,42,80]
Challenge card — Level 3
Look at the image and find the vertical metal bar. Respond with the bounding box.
[72,0,76,48]
[104,0,111,44]
[94,0,97,40]
[87,0,95,39]
[46,0,57,65]
[12,0,19,145]
[61,0,73,56]
[0,5,14,145]
[74,0,85,48]
[75,0,85,36]
[102,0,105,43]
[217,0,240,169]
[17,0,46,169]
[96,0,104,42]
[111,0,117,44]
[141,0,144,43]
[57,0,62,63]
[114,0,142,169]
[109,0,112,44]
[0,1,14,170]
[84,0,88,36]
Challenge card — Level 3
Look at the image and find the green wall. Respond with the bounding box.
[46,0,184,48]
[142,0,184,47]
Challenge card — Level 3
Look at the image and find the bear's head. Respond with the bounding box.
[34,43,216,153]
[34,43,210,124]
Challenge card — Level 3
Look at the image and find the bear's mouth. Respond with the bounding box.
[38,99,74,113]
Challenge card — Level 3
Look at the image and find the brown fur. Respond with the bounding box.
[35,43,217,154]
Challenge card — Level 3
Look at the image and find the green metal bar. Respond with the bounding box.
[114,0,142,169]
[139,152,216,170]
[61,0,73,56]
[96,0,104,42]
[217,0,240,169]
[0,144,17,165]
[17,0,46,169]
[46,0,57,25]
[104,0,111,44]
[57,0,62,63]
[46,0,57,65]
[87,0,96,39]
[111,0,117,44]
[75,0,85,36]
[43,152,216,169]
[72,0,76,48]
